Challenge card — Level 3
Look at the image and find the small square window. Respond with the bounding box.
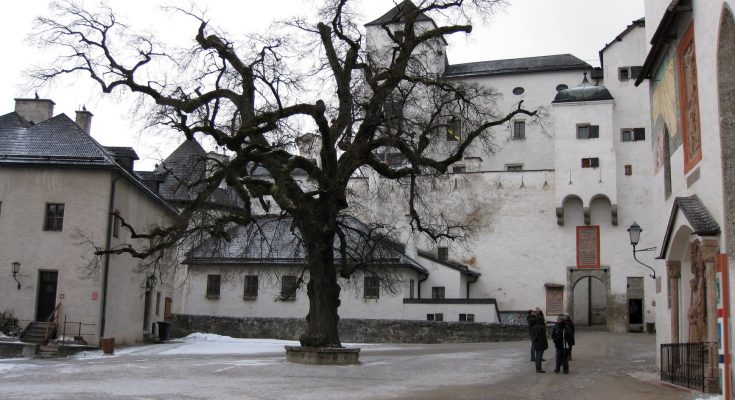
[466,314,475,322]
[206,275,221,298]
[432,286,445,299]
[243,275,259,299]
[621,129,633,142]
[512,121,525,140]
[506,164,523,172]
[446,118,460,141]
[44,203,65,231]
[625,164,632,176]
[633,128,646,141]
[281,275,298,300]
[434,313,443,322]
[581,158,599,168]
[619,67,631,81]
[364,276,380,299]
[459,313,466,322]
[427,314,435,321]
[437,247,449,261]
[452,165,466,173]
[577,124,599,139]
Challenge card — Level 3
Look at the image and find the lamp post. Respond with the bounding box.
[145,274,157,290]
[627,222,657,279]
[11,261,21,290]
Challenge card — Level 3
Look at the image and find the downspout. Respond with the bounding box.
[466,275,479,299]
[417,273,428,298]
[100,173,121,339]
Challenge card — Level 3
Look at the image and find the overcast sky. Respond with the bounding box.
[1,0,644,170]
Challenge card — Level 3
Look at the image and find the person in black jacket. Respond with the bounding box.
[530,312,548,373]
[527,310,536,361]
[552,316,571,374]
[564,314,575,361]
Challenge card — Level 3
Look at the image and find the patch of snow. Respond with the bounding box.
[0,360,37,374]
[161,333,300,355]
[695,396,722,400]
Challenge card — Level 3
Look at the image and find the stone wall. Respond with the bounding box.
[170,314,529,344]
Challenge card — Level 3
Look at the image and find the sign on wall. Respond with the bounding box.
[545,285,564,315]
[576,226,600,268]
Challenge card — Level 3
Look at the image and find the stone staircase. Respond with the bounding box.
[20,321,56,345]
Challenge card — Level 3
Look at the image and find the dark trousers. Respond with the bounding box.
[534,349,545,371]
[567,346,573,361]
[555,348,569,372]
[531,340,536,361]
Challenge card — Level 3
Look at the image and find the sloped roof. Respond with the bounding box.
[444,54,591,78]
[658,195,721,259]
[185,216,427,274]
[365,0,434,26]
[599,18,645,67]
[417,250,480,277]
[105,146,139,160]
[0,111,177,215]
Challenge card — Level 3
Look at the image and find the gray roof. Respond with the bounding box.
[365,0,433,26]
[185,216,428,274]
[0,111,178,215]
[105,146,140,160]
[444,54,591,78]
[552,74,613,103]
[658,195,721,259]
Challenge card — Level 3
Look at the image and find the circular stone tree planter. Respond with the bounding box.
[285,346,360,365]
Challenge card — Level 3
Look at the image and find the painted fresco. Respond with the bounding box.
[651,50,682,173]
[677,25,703,171]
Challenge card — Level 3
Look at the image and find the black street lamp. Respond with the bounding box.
[11,261,21,290]
[627,222,657,279]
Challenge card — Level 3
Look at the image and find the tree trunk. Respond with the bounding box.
[299,215,342,348]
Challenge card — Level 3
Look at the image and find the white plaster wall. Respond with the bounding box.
[553,101,618,206]
[414,256,466,299]
[402,303,498,323]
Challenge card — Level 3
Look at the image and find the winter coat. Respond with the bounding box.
[531,322,548,351]
[551,322,571,350]
[565,320,575,346]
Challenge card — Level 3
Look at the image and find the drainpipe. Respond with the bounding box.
[466,275,479,299]
[417,273,428,298]
[100,173,121,339]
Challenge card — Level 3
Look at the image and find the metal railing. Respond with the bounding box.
[58,316,96,347]
[660,342,714,391]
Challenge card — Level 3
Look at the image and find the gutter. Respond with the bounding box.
[466,275,479,299]
[100,172,121,339]
[417,272,429,299]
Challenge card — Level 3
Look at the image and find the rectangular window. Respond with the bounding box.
[155,292,161,315]
[432,286,445,299]
[576,124,599,139]
[427,314,435,321]
[633,128,646,141]
[437,247,449,261]
[206,274,221,298]
[243,275,259,299]
[513,121,525,140]
[434,313,443,322]
[44,203,65,231]
[621,129,633,142]
[281,275,298,300]
[112,211,120,238]
[619,67,630,81]
[164,297,172,319]
[576,226,601,268]
[446,117,460,141]
[459,313,466,322]
[622,128,645,142]
[466,314,475,322]
[581,158,599,168]
[364,276,380,299]
[506,163,523,172]
[0,201,3,218]
[625,164,632,176]
[452,165,466,173]
[409,279,415,299]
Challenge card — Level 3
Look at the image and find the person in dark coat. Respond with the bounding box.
[551,316,571,374]
[564,314,575,361]
[530,313,548,373]
[527,310,536,361]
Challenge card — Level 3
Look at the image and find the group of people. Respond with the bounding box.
[527,308,575,374]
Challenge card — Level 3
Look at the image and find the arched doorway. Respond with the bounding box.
[568,268,610,328]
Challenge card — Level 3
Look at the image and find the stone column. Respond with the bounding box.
[701,240,720,394]
[667,261,681,343]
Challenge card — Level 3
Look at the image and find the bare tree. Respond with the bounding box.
[30,0,534,348]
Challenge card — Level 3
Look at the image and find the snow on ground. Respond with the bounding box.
[695,396,722,400]
[0,359,38,374]
[73,333,360,359]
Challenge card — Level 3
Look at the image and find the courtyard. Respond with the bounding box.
[0,331,710,400]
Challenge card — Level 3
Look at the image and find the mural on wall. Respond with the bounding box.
[651,50,682,174]
[677,23,703,172]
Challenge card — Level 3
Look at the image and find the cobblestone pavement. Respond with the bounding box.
[0,331,707,400]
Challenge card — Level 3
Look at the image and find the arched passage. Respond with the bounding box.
[568,268,611,328]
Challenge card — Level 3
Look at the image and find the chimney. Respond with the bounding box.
[14,96,55,124]
[75,106,93,135]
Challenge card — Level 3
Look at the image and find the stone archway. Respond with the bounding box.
[568,267,611,329]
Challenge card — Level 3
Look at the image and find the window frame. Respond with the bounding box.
[44,203,65,231]
[243,275,259,299]
[576,124,599,140]
[506,163,523,172]
[618,67,631,81]
[446,117,461,141]
[512,120,526,140]
[437,246,449,261]
[431,286,446,299]
[206,274,221,298]
[452,165,466,174]
[280,275,298,301]
[581,157,600,168]
[363,276,380,299]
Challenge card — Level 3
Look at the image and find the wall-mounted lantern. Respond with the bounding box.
[627,222,657,279]
[11,261,21,290]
